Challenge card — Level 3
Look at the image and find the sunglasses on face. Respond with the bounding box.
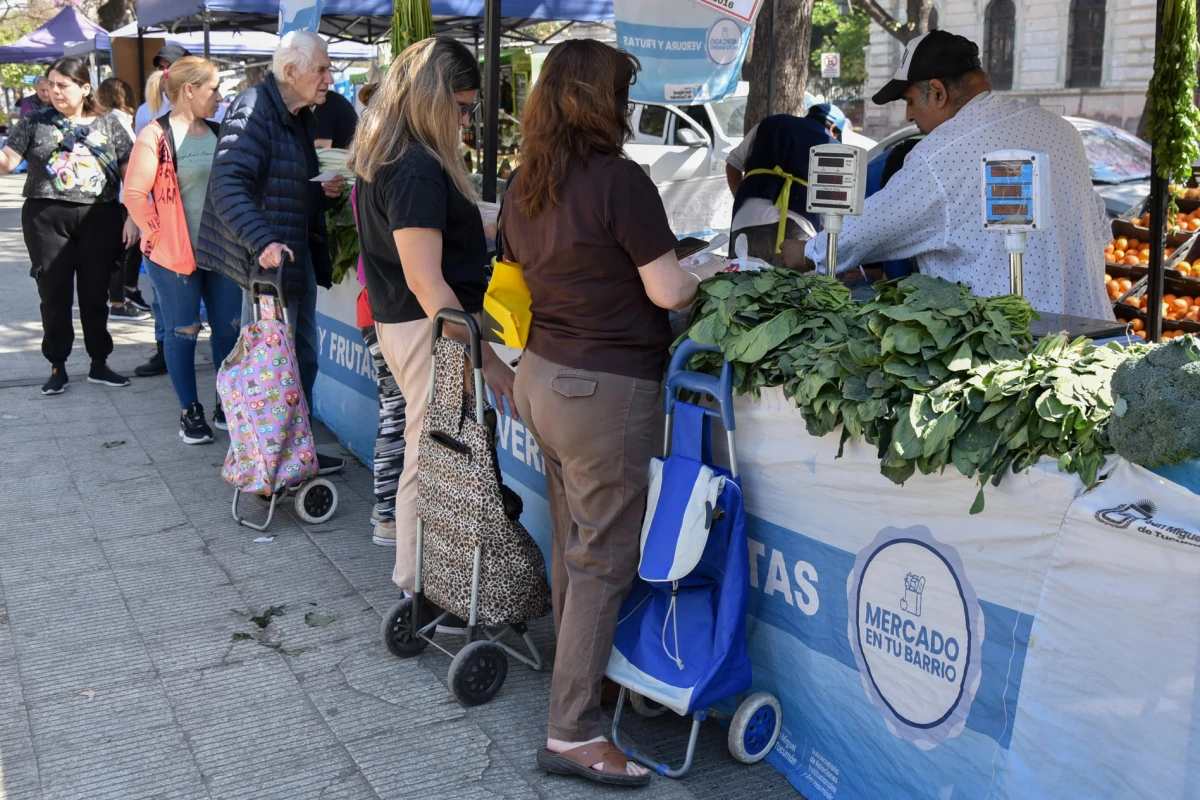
[458,100,481,117]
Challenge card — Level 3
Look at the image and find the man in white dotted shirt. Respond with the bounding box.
[805,31,1113,321]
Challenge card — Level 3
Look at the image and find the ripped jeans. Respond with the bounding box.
[144,257,242,410]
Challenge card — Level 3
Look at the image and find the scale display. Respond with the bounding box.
[807,144,867,216]
[980,150,1050,232]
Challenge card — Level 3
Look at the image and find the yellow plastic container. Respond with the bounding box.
[482,257,532,348]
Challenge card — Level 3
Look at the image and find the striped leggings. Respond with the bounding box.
[362,326,406,522]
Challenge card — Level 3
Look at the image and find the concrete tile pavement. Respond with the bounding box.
[0,174,798,798]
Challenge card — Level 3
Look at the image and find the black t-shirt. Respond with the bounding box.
[357,142,486,324]
[314,91,358,149]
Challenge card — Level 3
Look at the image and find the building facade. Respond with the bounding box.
[863,0,1153,138]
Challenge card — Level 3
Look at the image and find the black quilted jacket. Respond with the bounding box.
[196,74,333,294]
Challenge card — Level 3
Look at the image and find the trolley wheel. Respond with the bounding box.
[295,478,337,524]
[728,692,782,764]
[381,597,433,658]
[448,640,508,707]
[629,691,668,718]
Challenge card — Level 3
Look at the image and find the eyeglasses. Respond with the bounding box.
[458,100,481,117]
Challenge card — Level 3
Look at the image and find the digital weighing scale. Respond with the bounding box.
[807,143,867,275]
[981,150,1127,341]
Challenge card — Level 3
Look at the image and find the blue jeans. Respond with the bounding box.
[240,258,319,409]
[145,258,242,409]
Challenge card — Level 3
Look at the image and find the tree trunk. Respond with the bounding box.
[745,0,816,130]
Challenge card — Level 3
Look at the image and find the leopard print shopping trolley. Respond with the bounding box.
[381,310,550,706]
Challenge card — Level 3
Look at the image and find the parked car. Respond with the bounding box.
[625,84,877,236]
[865,117,1151,218]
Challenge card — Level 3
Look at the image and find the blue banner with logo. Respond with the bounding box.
[279,0,324,35]
[614,0,750,105]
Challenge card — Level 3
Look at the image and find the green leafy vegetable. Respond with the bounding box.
[678,271,1151,511]
[1146,0,1200,188]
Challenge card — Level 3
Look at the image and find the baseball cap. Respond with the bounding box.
[153,44,190,68]
[871,30,982,105]
[809,103,847,132]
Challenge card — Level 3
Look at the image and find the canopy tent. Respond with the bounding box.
[0,7,107,63]
[62,22,377,59]
[133,0,614,43]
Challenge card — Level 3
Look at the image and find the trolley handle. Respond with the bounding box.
[250,261,290,324]
[666,339,736,433]
[431,308,487,426]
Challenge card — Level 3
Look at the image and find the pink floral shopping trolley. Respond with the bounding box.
[217,271,338,531]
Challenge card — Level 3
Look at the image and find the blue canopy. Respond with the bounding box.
[63,22,377,59]
[134,0,614,30]
[0,7,107,63]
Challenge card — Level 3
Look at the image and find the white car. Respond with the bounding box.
[625,84,876,236]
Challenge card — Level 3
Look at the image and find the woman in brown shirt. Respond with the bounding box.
[501,39,722,786]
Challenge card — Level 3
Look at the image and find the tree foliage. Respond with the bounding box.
[859,0,935,45]
[809,0,870,89]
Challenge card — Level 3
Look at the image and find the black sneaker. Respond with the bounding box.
[87,363,131,387]
[124,288,151,312]
[316,452,345,475]
[179,402,215,445]
[109,301,150,321]
[212,393,228,431]
[134,342,167,377]
[41,365,68,395]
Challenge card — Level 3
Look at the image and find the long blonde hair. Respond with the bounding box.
[348,37,479,199]
[144,56,217,116]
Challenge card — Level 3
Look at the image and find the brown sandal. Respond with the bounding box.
[536,741,651,786]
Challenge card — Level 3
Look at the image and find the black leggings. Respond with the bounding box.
[109,207,143,304]
[22,198,123,366]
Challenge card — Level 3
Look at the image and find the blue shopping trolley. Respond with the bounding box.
[605,339,782,777]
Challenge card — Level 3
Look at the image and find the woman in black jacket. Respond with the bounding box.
[195,30,346,473]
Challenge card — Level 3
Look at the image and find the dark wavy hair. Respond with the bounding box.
[513,40,639,218]
[48,56,100,115]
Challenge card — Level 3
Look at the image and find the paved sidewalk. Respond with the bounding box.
[0,175,796,799]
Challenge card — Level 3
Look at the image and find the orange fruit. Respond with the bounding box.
[1134,329,1148,340]
[1166,294,1177,303]
[1139,255,1151,265]
[1125,256,1141,266]
[1113,249,1126,260]
[1131,318,1144,332]
[1181,296,1195,306]
[1173,299,1189,313]
[1115,237,1129,250]
[1119,278,1133,292]
[1140,245,1151,255]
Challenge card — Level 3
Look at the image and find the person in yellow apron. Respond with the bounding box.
[724,105,844,269]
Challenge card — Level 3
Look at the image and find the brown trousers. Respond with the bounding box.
[514,350,660,742]
[375,318,435,593]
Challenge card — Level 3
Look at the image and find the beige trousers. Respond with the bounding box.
[513,349,661,742]
[375,318,434,592]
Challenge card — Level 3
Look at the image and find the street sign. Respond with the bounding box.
[22,75,35,84]
[821,52,841,79]
[688,0,764,24]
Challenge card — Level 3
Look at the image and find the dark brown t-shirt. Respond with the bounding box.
[500,155,678,381]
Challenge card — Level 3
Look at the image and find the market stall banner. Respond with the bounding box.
[493,384,1200,799]
[311,280,381,468]
[279,0,323,35]
[614,0,750,105]
[689,0,764,24]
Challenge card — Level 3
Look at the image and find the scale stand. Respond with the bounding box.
[822,213,843,276]
[1006,231,1024,296]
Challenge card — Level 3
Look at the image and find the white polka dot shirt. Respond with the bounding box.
[805,92,1114,321]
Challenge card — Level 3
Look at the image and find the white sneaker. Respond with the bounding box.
[373,519,396,547]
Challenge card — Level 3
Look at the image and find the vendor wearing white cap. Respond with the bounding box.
[725,105,846,269]
[805,31,1113,320]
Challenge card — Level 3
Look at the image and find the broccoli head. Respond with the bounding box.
[1108,335,1200,468]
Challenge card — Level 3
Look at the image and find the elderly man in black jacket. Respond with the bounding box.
[197,30,346,473]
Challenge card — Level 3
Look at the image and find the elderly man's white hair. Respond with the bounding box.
[272,30,329,82]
